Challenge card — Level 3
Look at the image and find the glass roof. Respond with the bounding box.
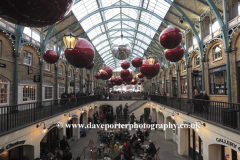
[72,0,173,70]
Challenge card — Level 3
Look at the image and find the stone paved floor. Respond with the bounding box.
[69,128,192,160]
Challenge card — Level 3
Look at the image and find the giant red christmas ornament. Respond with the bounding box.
[159,25,183,49]
[100,71,108,80]
[121,61,130,69]
[141,79,144,82]
[0,0,74,27]
[43,50,59,64]
[132,57,143,68]
[100,64,113,79]
[165,45,185,62]
[147,77,152,80]
[140,59,160,79]
[138,82,141,85]
[111,78,115,83]
[95,73,101,79]
[85,62,94,70]
[115,77,123,85]
[123,73,133,82]
[120,69,130,78]
[108,82,112,86]
[65,38,95,68]
[138,73,144,79]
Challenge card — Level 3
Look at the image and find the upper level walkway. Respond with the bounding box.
[1,94,240,136]
[150,95,240,132]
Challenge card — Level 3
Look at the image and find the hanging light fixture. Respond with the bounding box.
[98,63,106,73]
[63,12,77,50]
[147,55,156,66]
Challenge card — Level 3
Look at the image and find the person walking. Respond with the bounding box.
[60,135,70,151]
[148,114,152,124]
[130,113,136,124]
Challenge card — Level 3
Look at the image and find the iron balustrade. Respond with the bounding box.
[150,95,240,131]
[0,96,97,135]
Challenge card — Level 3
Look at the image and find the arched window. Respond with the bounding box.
[194,55,200,67]
[68,69,72,77]
[58,83,65,99]
[76,86,80,93]
[18,79,37,103]
[59,65,63,75]
[213,45,222,61]
[43,81,53,100]
[182,62,186,71]
[45,62,51,71]
[0,76,10,105]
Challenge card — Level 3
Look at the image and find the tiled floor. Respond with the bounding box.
[69,128,192,160]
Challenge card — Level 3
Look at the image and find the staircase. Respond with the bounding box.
[117,113,129,124]
[116,100,148,124]
[129,100,148,113]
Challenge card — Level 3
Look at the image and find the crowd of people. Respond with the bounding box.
[97,126,156,160]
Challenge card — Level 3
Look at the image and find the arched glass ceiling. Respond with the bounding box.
[71,0,173,70]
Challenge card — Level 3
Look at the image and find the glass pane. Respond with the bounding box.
[195,132,199,153]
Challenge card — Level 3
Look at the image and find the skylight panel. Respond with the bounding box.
[122,8,138,20]
[102,0,119,8]
[105,8,120,20]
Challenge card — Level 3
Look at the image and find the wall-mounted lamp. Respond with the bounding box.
[171,111,179,119]
[197,121,206,127]
[64,112,72,120]
[36,122,46,133]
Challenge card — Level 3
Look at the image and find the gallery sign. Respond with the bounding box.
[216,138,240,151]
[0,140,26,154]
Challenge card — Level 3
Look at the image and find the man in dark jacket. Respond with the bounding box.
[130,113,136,124]
[123,141,134,160]
[148,140,156,157]
[60,135,70,151]
[62,148,72,160]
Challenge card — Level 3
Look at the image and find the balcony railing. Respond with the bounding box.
[0,96,97,136]
[150,95,240,131]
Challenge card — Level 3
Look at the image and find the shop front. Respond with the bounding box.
[209,138,240,160]
[172,77,177,97]
[188,128,203,160]
[192,70,202,93]
[0,141,34,160]
[40,126,60,157]
[209,65,227,95]
[180,75,187,94]
[236,61,240,103]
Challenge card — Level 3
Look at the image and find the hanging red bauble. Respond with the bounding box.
[111,78,115,83]
[138,73,144,79]
[165,45,184,62]
[138,82,141,85]
[0,0,74,27]
[108,82,112,86]
[100,65,113,79]
[95,73,101,79]
[141,79,144,82]
[121,61,130,69]
[147,77,152,80]
[43,50,59,64]
[159,25,183,49]
[120,69,130,78]
[123,73,133,82]
[140,59,160,79]
[132,57,143,68]
[65,38,95,68]
[86,62,94,70]
[100,71,108,80]
[115,77,123,85]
